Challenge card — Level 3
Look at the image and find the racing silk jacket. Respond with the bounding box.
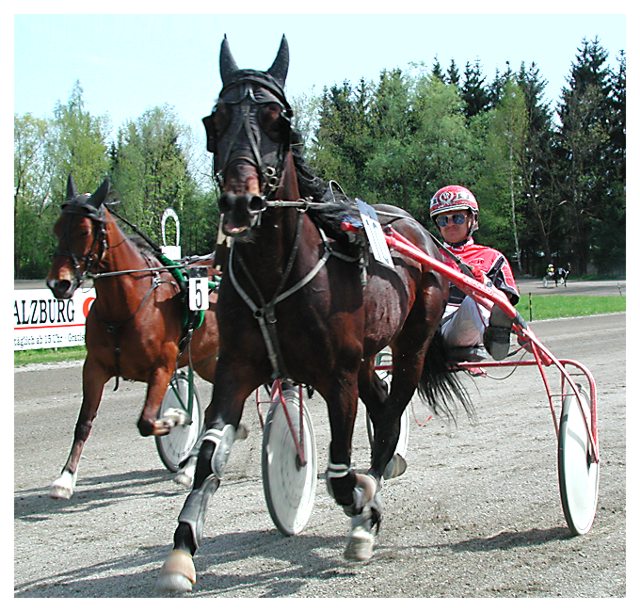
[441,237,520,311]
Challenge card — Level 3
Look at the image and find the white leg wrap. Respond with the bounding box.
[201,424,236,478]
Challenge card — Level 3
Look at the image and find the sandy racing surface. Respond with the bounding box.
[14,312,626,598]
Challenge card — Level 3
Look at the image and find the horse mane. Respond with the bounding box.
[128,234,161,260]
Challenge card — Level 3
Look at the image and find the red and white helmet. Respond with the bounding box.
[430,185,479,232]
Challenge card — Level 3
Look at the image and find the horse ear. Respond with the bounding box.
[266,35,289,88]
[89,178,111,207]
[219,34,239,85]
[66,174,77,200]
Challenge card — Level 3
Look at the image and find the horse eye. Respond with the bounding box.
[213,104,231,134]
[259,104,286,141]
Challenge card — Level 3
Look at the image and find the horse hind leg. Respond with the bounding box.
[359,359,409,482]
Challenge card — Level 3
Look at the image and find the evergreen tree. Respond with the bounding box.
[446,59,461,87]
[431,57,445,83]
[461,60,490,118]
[556,38,617,274]
[515,62,560,275]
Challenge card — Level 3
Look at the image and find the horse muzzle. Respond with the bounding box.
[47,277,78,300]
[219,192,267,238]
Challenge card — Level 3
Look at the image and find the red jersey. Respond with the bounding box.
[440,237,520,306]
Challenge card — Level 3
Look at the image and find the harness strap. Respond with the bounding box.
[228,214,333,380]
[99,272,161,390]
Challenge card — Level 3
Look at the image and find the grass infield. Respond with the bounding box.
[14,296,625,367]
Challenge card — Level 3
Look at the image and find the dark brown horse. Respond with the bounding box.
[46,176,219,499]
[157,36,468,593]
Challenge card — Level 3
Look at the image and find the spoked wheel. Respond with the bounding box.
[262,385,317,535]
[558,385,600,535]
[155,370,204,473]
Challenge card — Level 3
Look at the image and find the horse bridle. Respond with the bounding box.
[203,75,293,203]
[55,202,109,287]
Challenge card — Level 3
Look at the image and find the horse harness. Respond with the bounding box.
[227,198,419,381]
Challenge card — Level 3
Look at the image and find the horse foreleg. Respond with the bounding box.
[157,373,248,594]
[50,361,108,500]
[137,367,175,437]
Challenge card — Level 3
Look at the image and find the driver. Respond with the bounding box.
[430,185,520,361]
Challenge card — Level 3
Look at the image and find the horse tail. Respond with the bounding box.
[417,329,475,424]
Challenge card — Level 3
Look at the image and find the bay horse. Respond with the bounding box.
[46,176,220,499]
[157,36,469,593]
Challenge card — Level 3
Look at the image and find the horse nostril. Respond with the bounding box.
[219,193,235,214]
[248,195,266,214]
[47,279,72,299]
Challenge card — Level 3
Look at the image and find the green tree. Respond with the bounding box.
[475,79,528,271]
[556,38,617,274]
[14,82,110,278]
[461,60,490,119]
[111,106,193,245]
[410,76,472,224]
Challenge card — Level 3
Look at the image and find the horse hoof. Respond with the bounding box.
[383,453,407,480]
[49,471,76,499]
[156,572,193,594]
[344,525,375,562]
[235,424,249,440]
[49,484,73,500]
[156,550,196,594]
[160,408,189,429]
[173,471,194,488]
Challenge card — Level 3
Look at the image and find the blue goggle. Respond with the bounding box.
[436,213,467,227]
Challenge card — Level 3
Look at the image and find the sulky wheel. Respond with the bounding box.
[155,370,204,473]
[262,385,317,536]
[558,384,600,535]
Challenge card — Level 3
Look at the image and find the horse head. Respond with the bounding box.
[46,175,110,299]
[203,35,296,239]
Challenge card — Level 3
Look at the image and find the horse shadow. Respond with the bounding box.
[14,467,182,521]
[14,529,357,598]
[434,526,571,552]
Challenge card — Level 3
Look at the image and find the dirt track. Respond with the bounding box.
[14,313,625,598]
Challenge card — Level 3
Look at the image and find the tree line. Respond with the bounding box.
[14,37,625,279]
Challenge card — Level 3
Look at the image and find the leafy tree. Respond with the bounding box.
[311,80,373,195]
[410,76,472,224]
[476,79,528,271]
[14,82,110,278]
[14,114,56,277]
[111,106,193,245]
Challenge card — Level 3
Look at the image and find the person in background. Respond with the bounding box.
[430,185,520,361]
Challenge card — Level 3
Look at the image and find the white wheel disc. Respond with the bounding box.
[558,386,600,535]
[262,387,317,535]
[156,371,203,472]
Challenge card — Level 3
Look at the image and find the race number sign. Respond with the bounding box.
[188,267,209,311]
[356,199,394,268]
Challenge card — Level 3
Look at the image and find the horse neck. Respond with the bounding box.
[94,210,158,315]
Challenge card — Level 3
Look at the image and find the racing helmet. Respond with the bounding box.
[430,185,479,232]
